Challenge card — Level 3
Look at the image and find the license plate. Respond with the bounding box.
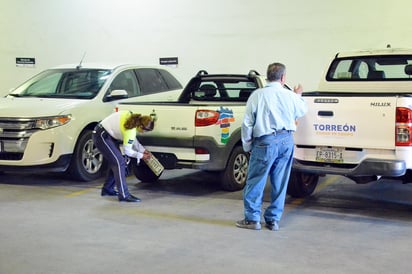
[316,147,343,163]
[144,155,164,176]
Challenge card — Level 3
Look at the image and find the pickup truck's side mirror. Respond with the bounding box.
[106,89,128,101]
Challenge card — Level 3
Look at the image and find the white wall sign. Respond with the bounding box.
[159,57,178,68]
[16,57,35,68]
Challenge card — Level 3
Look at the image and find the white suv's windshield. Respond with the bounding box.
[10,69,111,99]
[327,55,412,81]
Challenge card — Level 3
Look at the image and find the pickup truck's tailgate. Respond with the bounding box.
[294,96,397,149]
[136,105,197,138]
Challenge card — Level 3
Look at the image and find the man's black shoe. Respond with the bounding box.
[265,220,279,231]
[119,194,141,202]
[101,188,118,196]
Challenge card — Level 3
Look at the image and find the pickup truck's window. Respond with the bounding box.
[357,62,368,78]
[193,79,257,101]
[10,69,111,99]
[327,55,412,81]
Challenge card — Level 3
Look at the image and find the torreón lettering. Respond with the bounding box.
[313,123,356,132]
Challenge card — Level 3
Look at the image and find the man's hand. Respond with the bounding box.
[293,83,303,94]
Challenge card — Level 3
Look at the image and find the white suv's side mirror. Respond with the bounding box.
[106,89,128,101]
[109,89,128,97]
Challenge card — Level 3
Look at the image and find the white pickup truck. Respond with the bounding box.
[289,47,412,197]
[0,63,183,181]
[118,70,268,191]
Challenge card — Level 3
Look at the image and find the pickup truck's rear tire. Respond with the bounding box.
[68,129,106,181]
[131,161,162,183]
[220,146,249,191]
[287,171,319,198]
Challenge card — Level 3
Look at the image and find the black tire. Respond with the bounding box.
[131,160,162,183]
[220,146,249,191]
[68,130,106,181]
[287,170,319,198]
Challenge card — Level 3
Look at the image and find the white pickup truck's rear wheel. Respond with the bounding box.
[220,146,249,191]
[68,130,106,181]
[131,161,162,183]
[287,171,319,198]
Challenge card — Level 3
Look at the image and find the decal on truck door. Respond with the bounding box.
[313,123,356,136]
[217,107,235,144]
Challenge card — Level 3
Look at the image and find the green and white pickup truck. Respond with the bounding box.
[290,47,412,197]
[118,70,268,191]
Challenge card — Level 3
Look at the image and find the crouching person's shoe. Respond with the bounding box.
[101,188,118,196]
[119,194,141,203]
[236,219,261,230]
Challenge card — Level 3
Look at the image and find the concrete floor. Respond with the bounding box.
[1,169,411,274]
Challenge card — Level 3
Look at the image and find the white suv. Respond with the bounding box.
[0,63,183,181]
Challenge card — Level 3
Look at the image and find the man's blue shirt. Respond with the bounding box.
[241,82,307,152]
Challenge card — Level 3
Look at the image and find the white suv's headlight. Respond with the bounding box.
[34,115,72,129]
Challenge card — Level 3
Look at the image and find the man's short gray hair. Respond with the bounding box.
[267,62,286,81]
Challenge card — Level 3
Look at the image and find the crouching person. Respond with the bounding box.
[92,110,154,202]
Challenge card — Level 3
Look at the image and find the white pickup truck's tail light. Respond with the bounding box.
[396,107,412,146]
[195,110,219,127]
[195,148,209,154]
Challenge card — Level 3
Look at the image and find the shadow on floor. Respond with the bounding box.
[134,170,226,197]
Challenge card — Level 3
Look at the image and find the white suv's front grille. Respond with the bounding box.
[0,118,39,159]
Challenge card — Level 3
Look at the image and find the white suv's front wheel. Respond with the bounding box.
[68,129,106,181]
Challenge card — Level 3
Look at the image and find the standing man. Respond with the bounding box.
[236,62,307,231]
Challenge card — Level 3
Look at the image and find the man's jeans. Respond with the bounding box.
[243,131,294,223]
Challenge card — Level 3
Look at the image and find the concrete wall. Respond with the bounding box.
[0,0,411,95]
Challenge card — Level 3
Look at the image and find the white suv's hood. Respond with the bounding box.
[0,97,88,117]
